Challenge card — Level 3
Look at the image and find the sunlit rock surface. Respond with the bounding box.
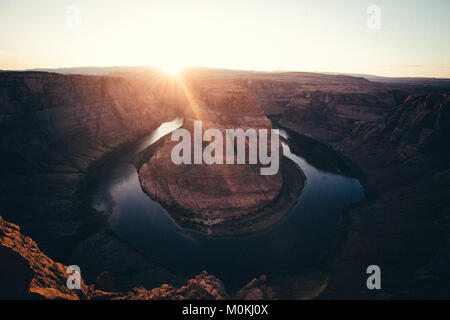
[0,215,273,300]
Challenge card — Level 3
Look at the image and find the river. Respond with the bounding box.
[91,118,363,289]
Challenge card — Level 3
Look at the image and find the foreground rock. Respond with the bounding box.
[0,215,275,300]
[120,271,230,300]
[235,275,276,300]
[0,216,90,299]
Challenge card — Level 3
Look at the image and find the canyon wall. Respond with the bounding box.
[0,71,190,293]
[0,71,184,259]
[242,74,450,298]
[318,93,450,299]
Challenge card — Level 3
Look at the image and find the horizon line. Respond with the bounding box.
[2,65,450,81]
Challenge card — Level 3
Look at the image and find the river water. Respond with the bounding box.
[91,118,363,287]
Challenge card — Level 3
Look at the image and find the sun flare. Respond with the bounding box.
[160,63,184,75]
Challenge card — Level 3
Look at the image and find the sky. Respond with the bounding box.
[0,0,449,77]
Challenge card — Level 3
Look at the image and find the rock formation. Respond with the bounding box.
[235,275,276,300]
[138,75,303,236]
[0,215,90,299]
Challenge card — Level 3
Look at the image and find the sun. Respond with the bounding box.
[160,63,184,75]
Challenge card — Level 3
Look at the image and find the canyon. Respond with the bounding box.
[0,67,449,299]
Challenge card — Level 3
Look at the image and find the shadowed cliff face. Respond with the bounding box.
[0,71,185,259]
[238,73,377,116]
[383,94,450,157]
[259,84,450,298]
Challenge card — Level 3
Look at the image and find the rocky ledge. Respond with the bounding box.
[0,215,276,300]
